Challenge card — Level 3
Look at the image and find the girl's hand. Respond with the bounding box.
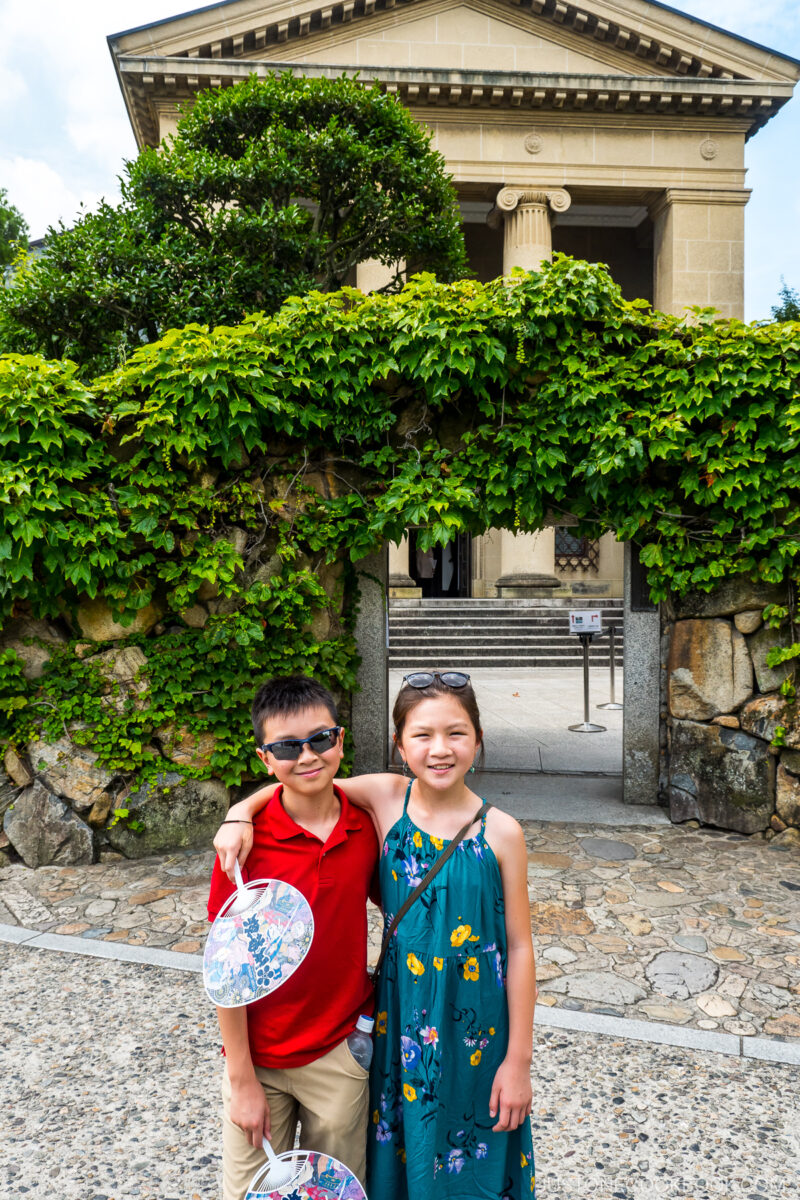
[213,802,255,880]
[489,1055,533,1132]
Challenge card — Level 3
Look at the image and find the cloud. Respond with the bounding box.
[64,73,137,161]
[0,1,170,167]
[0,62,27,115]
[0,156,111,240]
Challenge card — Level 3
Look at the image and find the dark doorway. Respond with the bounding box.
[408,531,472,598]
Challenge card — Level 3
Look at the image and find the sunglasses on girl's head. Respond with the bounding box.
[402,671,471,690]
[260,726,342,761]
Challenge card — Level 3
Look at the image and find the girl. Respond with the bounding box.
[215,671,536,1199]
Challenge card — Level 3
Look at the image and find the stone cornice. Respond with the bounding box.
[649,186,752,220]
[109,0,800,86]
[116,54,796,147]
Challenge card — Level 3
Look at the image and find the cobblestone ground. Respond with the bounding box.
[1,820,798,1041]
[2,944,797,1200]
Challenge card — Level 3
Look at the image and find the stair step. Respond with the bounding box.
[388,599,625,668]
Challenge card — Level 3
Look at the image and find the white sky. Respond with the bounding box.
[1,0,799,320]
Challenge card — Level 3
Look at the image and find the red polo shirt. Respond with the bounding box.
[207,784,379,1069]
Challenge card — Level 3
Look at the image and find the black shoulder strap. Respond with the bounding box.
[373,802,491,981]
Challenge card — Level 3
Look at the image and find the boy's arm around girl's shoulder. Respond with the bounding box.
[332,771,407,814]
[212,772,405,878]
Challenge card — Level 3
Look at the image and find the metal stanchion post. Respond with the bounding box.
[569,633,606,733]
[597,622,623,711]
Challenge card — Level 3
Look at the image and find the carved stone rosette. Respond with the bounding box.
[491,187,571,274]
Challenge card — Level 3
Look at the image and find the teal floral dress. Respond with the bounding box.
[367,786,535,1199]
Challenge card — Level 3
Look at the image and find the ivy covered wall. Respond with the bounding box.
[1,258,799,864]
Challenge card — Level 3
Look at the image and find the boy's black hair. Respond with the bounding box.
[251,675,339,743]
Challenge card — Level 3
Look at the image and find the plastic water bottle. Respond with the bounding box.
[346,1015,375,1069]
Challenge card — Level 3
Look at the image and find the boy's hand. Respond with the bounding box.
[229,1075,271,1147]
[213,802,255,880]
[489,1055,533,1132]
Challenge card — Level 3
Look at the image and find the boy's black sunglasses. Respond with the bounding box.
[260,726,342,761]
[402,671,471,690]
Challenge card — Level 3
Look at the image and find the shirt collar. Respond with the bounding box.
[264,784,363,843]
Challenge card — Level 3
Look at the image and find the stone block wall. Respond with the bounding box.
[0,557,348,869]
[661,578,800,847]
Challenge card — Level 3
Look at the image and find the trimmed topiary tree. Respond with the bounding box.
[0,74,466,376]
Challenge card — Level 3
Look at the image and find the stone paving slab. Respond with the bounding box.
[2,944,797,1200]
[1,819,798,1047]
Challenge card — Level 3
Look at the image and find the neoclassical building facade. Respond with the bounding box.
[109,0,799,600]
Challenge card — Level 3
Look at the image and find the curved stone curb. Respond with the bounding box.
[535,1004,800,1066]
[3,921,797,1066]
[0,920,202,972]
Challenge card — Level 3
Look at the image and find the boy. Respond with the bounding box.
[207,675,378,1200]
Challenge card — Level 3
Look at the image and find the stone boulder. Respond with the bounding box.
[27,738,114,815]
[770,827,800,850]
[740,694,800,747]
[104,772,229,858]
[0,616,66,680]
[667,620,752,720]
[4,780,93,867]
[4,746,33,788]
[734,610,762,635]
[0,769,18,820]
[154,723,217,770]
[668,720,775,833]
[776,762,800,828]
[179,604,209,629]
[746,626,792,694]
[75,598,162,642]
[92,646,149,712]
[673,579,786,620]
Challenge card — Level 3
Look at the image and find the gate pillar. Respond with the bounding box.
[622,543,662,805]
[352,547,389,774]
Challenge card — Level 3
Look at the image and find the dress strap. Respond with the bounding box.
[480,802,489,833]
[402,780,413,812]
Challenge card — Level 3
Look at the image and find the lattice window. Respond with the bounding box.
[554,527,600,573]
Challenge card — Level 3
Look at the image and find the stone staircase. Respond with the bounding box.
[388,598,624,669]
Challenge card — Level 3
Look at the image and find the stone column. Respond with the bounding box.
[495,529,560,598]
[389,535,420,598]
[489,186,571,594]
[493,186,572,272]
[651,188,749,321]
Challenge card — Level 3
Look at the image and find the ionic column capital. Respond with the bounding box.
[495,187,571,216]
[490,186,571,274]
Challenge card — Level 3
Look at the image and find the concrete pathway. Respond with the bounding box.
[3,943,797,1200]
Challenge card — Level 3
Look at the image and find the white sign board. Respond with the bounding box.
[569,609,602,634]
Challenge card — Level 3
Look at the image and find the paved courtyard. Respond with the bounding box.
[2,819,798,1045]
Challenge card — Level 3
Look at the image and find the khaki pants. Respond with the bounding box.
[221,1039,369,1200]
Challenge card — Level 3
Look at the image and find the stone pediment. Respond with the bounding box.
[111,0,800,83]
[109,0,800,146]
[242,1,642,78]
